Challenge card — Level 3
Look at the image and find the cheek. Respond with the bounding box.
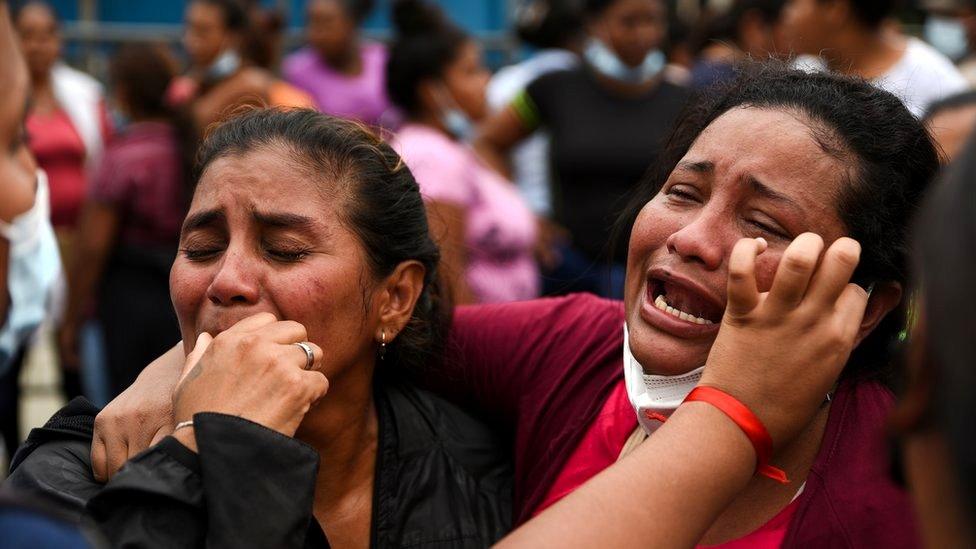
[272,262,371,349]
[753,252,783,292]
[625,200,680,281]
[170,259,211,336]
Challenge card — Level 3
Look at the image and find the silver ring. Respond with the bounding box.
[293,342,315,370]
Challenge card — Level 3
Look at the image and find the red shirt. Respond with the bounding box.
[26,109,88,228]
[438,293,919,547]
[90,122,185,248]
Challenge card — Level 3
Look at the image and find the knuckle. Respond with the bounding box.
[782,252,816,274]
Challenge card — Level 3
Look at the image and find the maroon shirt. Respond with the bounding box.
[439,293,919,547]
[90,122,184,248]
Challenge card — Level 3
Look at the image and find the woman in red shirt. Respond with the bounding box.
[92,63,936,547]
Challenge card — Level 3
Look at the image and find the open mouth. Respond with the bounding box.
[647,277,724,326]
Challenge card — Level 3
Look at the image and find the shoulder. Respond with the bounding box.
[282,47,317,74]
[51,63,103,95]
[454,293,625,336]
[394,126,469,178]
[528,68,583,94]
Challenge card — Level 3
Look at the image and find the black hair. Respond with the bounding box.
[732,0,787,25]
[818,0,897,28]
[912,135,976,522]
[923,89,976,121]
[195,108,447,373]
[614,61,939,384]
[12,0,59,27]
[515,0,585,50]
[109,43,196,205]
[386,0,469,116]
[193,0,249,32]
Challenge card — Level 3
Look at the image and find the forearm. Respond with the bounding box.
[499,402,755,548]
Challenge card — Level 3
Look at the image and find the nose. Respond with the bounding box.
[665,210,727,271]
[205,248,260,306]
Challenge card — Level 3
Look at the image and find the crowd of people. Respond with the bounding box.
[1,0,976,547]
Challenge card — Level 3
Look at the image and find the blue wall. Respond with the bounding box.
[45,0,509,33]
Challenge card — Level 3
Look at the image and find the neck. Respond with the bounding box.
[409,111,454,140]
[296,363,379,501]
[824,25,905,79]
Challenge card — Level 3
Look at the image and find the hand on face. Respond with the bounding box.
[699,233,869,448]
[172,312,329,447]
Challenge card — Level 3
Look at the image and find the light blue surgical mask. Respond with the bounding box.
[925,15,969,61]
[434,84,477,142]
[0,170,63,374]
[205,49,242,83]
[584,38,666,85]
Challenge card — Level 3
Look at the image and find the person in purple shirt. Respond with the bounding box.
[283,0,394,126]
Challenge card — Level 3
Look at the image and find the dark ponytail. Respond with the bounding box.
[195,108,448,373]
[386,0,469,116]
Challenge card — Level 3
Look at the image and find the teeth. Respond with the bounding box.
[653,294,715,325]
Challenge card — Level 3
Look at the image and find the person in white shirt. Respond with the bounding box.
[781,0,968,116]
[486,0,583,218]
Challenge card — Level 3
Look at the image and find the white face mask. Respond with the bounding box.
[0,170,63,373]
[622,323,704,436]
[925,15,969,61]
[205,49,242,83]
[433,84,476,142]
[584,38,666,85]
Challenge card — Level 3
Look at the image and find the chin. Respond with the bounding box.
[626,312,713,376]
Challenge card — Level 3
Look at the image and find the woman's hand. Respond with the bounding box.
[171,313,329,451]
[700,233,870,448]
[92,342,186,482]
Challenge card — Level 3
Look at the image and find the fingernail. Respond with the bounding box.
[755,237,768,253]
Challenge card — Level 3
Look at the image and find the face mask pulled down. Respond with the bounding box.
[584,38,666,85]
[623,323,704,436]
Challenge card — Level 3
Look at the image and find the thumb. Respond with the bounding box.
[178,332,213,386]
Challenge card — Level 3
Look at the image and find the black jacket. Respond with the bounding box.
[3,378,513,548]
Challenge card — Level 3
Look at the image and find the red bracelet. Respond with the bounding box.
[683,386,790,484]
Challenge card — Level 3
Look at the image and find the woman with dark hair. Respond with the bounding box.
[387,0,540,304]
[6,109,512,548]
[57,44,188,398]
[171,0,313,130]
[477,0,692,299]
[283,0,394,126]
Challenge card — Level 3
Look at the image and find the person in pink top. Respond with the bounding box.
[283,0,394,126]
[387,0,539,304]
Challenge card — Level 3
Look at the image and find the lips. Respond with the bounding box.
[638,268,725,338]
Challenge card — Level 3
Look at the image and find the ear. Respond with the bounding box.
[374,260,426,343]
[853,281,902,347]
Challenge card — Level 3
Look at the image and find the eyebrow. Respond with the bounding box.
[181,209,225,233]
[748,178,802,213]
[675,160,715,173]
[251,210,317,231]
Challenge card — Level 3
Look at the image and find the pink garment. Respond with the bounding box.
[27,109,89,228]
[283,42,393,126]
[393,124,540,303]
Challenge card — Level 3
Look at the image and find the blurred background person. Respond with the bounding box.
[487,0,584,220]
[781,0,968,116]
[388,0,540,304]
[688,0,788,89]
[0,0,62,468]
[58,44,186,399]
[171,0,313,132]
[922,0,976,86]
[477,0,691,299]
[923,90,976,161]
[284,0,396,126]
[14,0,108,411]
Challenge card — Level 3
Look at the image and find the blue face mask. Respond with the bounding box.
[584,38,666,85]
[434,84,477,142]
[205,49,242,83]
[925,15,969,61]
[0,170,63,374]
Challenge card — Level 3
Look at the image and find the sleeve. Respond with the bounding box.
[88,413,320,549]
[512,72,559,132]
[422,294,624,423]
